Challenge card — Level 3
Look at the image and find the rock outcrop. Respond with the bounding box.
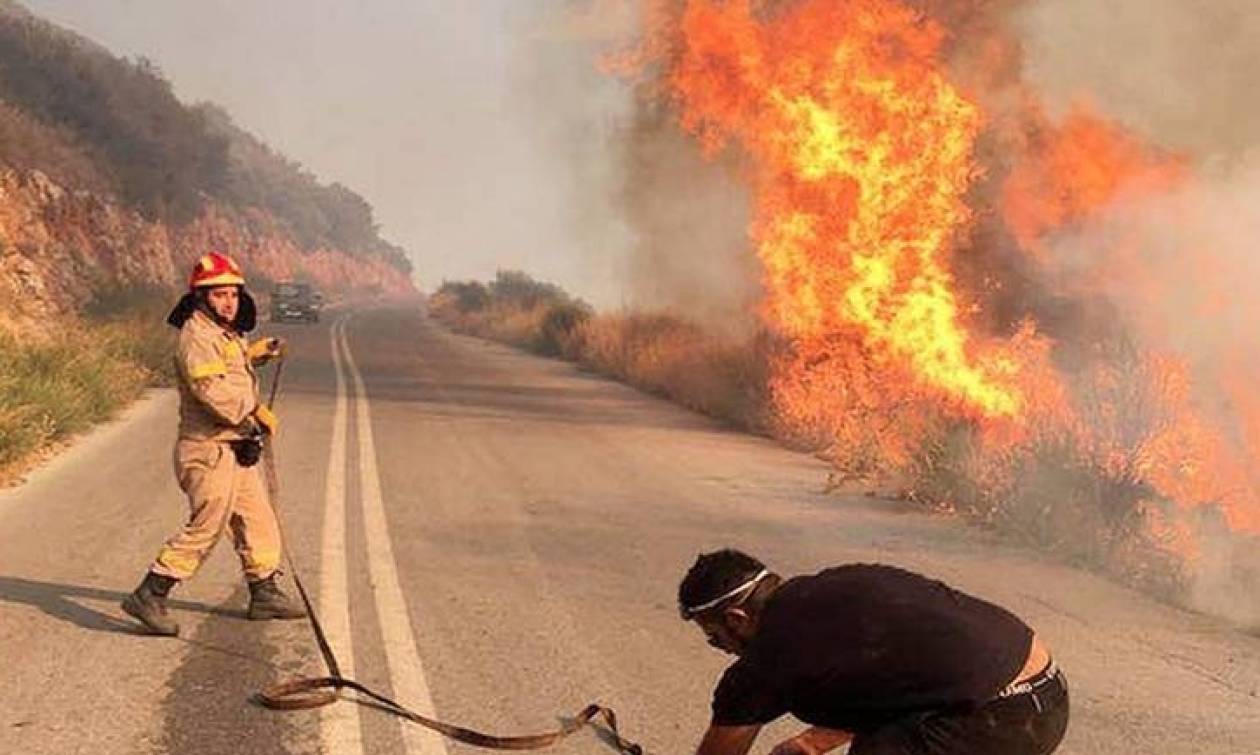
[0,167,413,332]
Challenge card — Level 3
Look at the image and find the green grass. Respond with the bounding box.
[0,284,175,470]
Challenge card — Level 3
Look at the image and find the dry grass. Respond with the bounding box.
[429,273,1209,601]
[431,274,772,431]
[771,331,1196,595]
[906,425,1183,583]
[575,313,771,430]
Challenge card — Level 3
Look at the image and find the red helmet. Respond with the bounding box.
[188,251,245,290]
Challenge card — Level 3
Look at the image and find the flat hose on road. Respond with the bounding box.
[254,353,645,754]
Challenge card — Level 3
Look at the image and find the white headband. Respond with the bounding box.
[681,569,769,618]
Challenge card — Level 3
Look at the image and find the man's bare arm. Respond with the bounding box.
[768,727,854,754]
[696,724,762,755]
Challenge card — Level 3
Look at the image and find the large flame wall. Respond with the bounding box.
[619,0,1260,596]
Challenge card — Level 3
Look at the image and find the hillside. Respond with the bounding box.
[0,0,412,328]
[0,1,416,478]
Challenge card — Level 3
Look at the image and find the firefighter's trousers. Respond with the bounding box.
[151,438,282,582]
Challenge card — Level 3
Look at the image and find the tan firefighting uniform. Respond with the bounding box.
[150,309,282,582]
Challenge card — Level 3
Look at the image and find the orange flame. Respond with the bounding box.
[1002,102,1186,260]
[668,0,1020,417]
[624,0,1260,564]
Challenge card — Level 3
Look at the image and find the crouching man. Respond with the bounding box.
[679,549,1069,755]
[121,251,305,636]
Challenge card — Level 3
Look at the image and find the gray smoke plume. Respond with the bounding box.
[1015,0,1260,159]
[539,0,760,329]
[1013,0,1260,625]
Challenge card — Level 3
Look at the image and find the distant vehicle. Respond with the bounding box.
[270,281,323,323]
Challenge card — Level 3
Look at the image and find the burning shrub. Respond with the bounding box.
[425,1,1260,619]
[605,0,1260,615]
[769,328,958,481]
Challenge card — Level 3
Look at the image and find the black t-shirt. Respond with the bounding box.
[711,564,1033,734]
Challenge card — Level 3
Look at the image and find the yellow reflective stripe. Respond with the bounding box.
[193,271,245,287]
[188,360,227,380]
[156,548,202,578]
[242,548,281,575]
[220,341,243,360]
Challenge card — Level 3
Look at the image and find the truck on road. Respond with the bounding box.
[270,281,323,323]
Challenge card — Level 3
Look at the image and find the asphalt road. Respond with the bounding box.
[1,302,1257,755]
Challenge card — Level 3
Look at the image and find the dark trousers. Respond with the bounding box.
[849,671,1069,755]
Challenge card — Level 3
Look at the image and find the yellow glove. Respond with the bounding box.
[247,337,286,363]
[254,404,280,437]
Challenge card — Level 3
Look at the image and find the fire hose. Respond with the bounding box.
[254,351,646,753]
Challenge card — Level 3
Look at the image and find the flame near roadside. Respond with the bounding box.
[613,0,1260,622]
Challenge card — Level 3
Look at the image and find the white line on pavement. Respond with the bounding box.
[339,317,450,755]
[321,317,365,754]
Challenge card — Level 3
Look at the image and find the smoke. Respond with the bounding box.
[1006,1,1260,624]
[611,100,759,332]
[511,1,758,328]
[533,1,759,329]
[1003,0,1260,371]
[1044,157,1260,364]
[534,0,1260,619]
[1014,0,1260,159]
[1194,525,1260,628]
[1024,152,1260,624]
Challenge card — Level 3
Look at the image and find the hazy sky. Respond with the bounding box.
[27,1,1255,309]
[23,0,635,301]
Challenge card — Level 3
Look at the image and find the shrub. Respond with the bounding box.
[489,270,567,309]
[430,275,770,431]
[429,271,1218,603]
[83,281,177,384]
[537,301,592,357]
[575,313,770,429]
[432,280,491,314]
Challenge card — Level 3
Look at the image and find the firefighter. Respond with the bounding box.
[121,251,305,636]
[679,549,1069,755]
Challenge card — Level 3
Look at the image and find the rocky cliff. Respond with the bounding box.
[0,167,413,332]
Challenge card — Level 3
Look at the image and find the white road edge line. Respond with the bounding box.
[340,316,451,754]
[321,316,365,754]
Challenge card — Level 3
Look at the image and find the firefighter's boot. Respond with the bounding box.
[122,572,180,636]
[247,575,306,621]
